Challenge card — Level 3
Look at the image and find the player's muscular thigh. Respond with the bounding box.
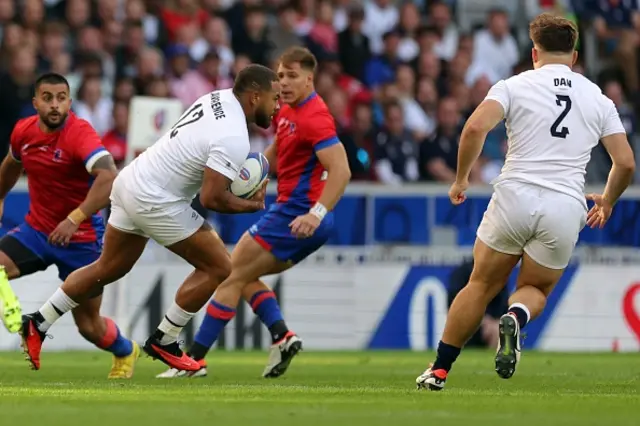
[168,223,231,281]
[0,251,21,278]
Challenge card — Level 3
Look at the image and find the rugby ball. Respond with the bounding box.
[230,152,270,199]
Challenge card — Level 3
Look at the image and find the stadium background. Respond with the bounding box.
[0,0,639,354]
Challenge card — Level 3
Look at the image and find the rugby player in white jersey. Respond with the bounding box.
[417,13,636,391]
[20,64,281,372]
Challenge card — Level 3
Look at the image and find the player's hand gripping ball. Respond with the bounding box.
[230,152,270,199]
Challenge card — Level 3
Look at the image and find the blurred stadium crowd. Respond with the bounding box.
[0,0,639,185]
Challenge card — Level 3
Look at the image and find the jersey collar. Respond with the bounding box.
[540,63,571,71]
[296,91,317,109]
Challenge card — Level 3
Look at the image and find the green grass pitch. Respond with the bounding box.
[0,351,638,426]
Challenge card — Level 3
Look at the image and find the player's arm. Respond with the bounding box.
[312,120,351,213]
[600,133,635,205]
[0,125,26,210]
[599,100,636,206]
[200,137,263,214]
[456,79,509,184]
[74,155,118,221]
[264,137,277,176]
[456,99,503,184]
[67,123,118,224]
[0,153,24,201]
[201,168,264,213]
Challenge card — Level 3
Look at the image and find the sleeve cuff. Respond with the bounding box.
[314,136,340,152]
[84,148,110,173]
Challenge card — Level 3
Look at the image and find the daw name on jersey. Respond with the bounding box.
[211,92,226,120]
[554,78,571,88]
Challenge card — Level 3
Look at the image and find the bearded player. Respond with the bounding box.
[160,47,351,379]
[0,73,138,378]
[21,65,281,373]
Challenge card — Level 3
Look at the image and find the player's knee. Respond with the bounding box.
[204,256,231,284]
[92,258,132,284]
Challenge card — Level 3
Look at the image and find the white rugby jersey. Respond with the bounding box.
[119,89,250,206]
[486,64,626,208]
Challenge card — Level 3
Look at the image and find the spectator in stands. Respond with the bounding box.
[374,100,419,185]
[160,0,209,43]
[0,48,36,158]
[416,50,447,95]
[115,20,146,80]
[430,1,459,61]
[448,258,508,348]
[23,0,44,33]
[348,101,377,181]
[67,51,111,100]
[396,63,433,140]
[0,23,22,70]
[269,3,303,64]
[591,0,640,94]
[65,0,92,39]
[416,77,439,127]
[113,77,135,103]
[329,89,374,180]
[306,0,338,59]
[51,51,71,77]
[202,17,235,76]
[144,75,172,97]
[397,2,421,62]
[363,0,399,55]
[102,101,129,169]
[125,0,167,47]
[419,97,463,182]
[292,0,314,36]
[101,20,123,85]
[38,22,68,75]
[232,5,271,65]
[467,8,519,85]
[74,76,113,136]
[226,0,261,38]
[365,29,401,89]
[338,4,371,82]
[133,46,164,94]
[0,0,15,35]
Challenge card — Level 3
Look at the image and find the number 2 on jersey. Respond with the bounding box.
[170,103,204,138]
[550,95,572,139]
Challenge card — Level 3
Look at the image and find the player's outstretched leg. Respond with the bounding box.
[495,253,562,379]
[72,295,140,379]
[21,225,148,370]
[416,240,520,391]
[157,279,297,378]
[196,232,302,378]
[0,266,21,333]
[142,224,233,372]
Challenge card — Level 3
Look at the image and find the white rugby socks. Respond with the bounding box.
[157,302,195,345]
[38,288,79,332]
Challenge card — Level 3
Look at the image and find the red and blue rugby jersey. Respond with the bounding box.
[10,112,110,242]
[274,92,339,212]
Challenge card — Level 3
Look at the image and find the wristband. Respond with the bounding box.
[309,202,327,220]
[67,208,87,225]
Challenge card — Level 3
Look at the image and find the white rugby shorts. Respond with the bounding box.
[476,181,587,270]
[108,175,204,247]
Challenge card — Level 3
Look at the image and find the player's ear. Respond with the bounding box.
[32,96,37,110]
[572,51,578,66]
[531,47,538,65]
